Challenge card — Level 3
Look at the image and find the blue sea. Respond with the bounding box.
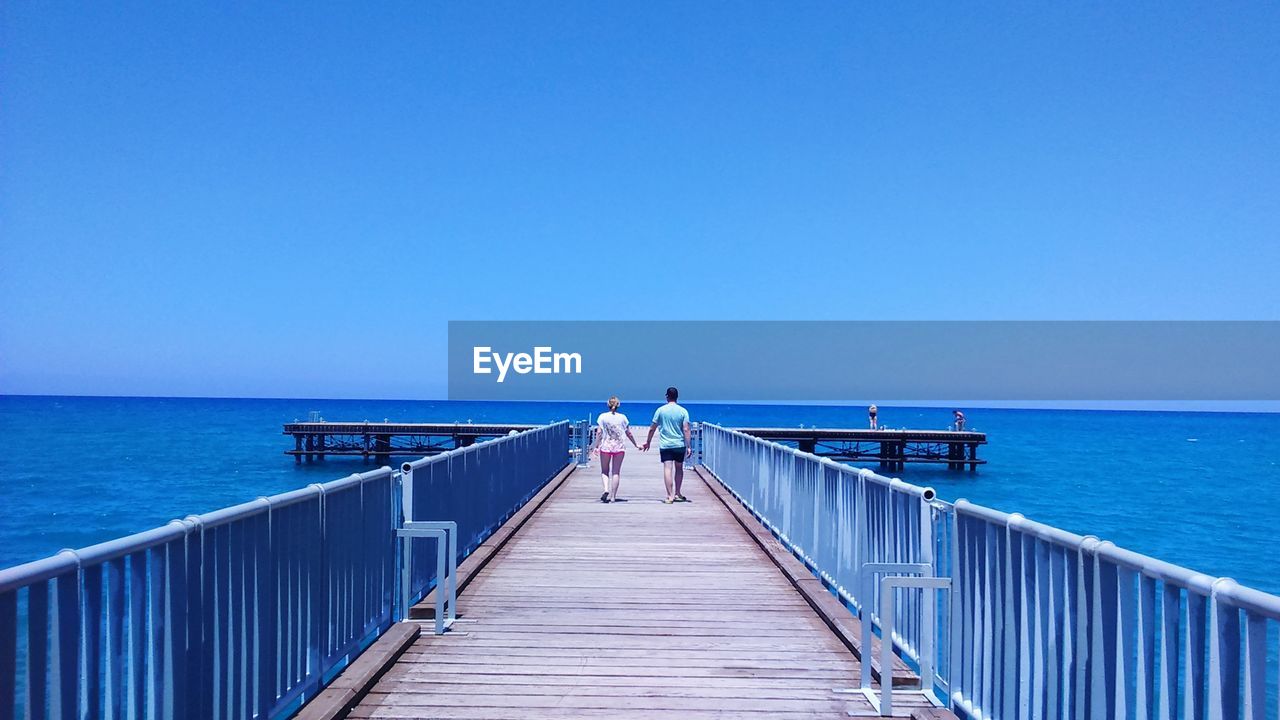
[2,395,1278,595]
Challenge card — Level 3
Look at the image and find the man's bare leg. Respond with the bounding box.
[673,459,684,498]
[663,460,676,502]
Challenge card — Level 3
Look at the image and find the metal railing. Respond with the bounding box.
[571,419,591,468]
[700,423,944,712]
[948,500,1280,720]
[0,422,570,720]
[399,422,569,621]
[700,423,1280,720]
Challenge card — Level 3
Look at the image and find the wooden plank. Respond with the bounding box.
[358,691,854,711]
[911,710,962,720]
[293,623,421,720]
[351,709,856,720]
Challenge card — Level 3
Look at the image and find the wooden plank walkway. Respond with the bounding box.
[350,452,937,719]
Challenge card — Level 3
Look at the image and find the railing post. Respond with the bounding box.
[308,482,328,692]
[400,464,414,526]
[919,500,938,695]
[1209,578,1241,719]
[948,504,963,712]
[853,469,869,613]
[575,419,591,468]
[691,422,703,465]
[398,466,411,623]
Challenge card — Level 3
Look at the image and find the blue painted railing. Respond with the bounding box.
[401,423,570,611]
[700,423,1280,720]
[0,422,570,720]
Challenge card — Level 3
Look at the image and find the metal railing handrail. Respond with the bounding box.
[707,422,1280,612]
[0,421,572,720]
[706,423,937,499]
[700,422,1280,719]
[0,468,383,593]
[401,421,569,473]
[952,497,1280,617]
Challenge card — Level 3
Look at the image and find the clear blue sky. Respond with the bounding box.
[2,2,1277,399]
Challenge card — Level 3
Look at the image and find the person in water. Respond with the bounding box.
[953,409,966,431]
[643,386,692,504]
[590,396,640,503]
[868,404,879,430]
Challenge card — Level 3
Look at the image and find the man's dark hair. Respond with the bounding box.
[666,386,679,402]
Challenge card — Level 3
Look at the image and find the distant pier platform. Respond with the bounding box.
[283,422,537,463]
[734,427,987,471]
[285,421,987,470]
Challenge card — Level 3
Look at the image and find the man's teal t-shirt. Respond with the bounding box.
[651,403,690,449]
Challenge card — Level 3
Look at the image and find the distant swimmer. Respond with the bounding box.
[953,410,966,431]
[868,405,878,430]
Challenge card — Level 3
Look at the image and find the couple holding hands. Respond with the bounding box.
[588,386,691,505]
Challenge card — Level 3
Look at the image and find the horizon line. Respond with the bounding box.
[3,392,1279,415]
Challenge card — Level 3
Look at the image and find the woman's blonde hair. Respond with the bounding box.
[607,396,620,411]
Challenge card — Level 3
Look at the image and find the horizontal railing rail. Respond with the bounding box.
[700,422,1280,720]
[0,422,571,720]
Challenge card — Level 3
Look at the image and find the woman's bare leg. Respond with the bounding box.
[609,451,624,500]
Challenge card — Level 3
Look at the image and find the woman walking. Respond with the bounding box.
[590,396,640,503]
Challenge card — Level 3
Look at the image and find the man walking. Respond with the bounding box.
[642,386,691,504]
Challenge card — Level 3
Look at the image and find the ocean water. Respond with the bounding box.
[2,395,1278,595]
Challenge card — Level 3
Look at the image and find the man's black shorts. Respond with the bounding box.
[659,446,687,463]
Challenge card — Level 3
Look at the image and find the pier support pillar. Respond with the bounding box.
[294,434,303,464]
[879,441,905,472]
[374,434,390,465]
[968,443,978,472]
[797,438,816,454]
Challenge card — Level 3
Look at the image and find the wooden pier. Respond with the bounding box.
[282,422,537,463]
[305,456,947,719]
[734,427,987,471]
[284,422,987,470]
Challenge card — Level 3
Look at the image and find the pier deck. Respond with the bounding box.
[283,422,538,463]
[346,456,937,719]
[735,427,987,471]
[283,422,988,471]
